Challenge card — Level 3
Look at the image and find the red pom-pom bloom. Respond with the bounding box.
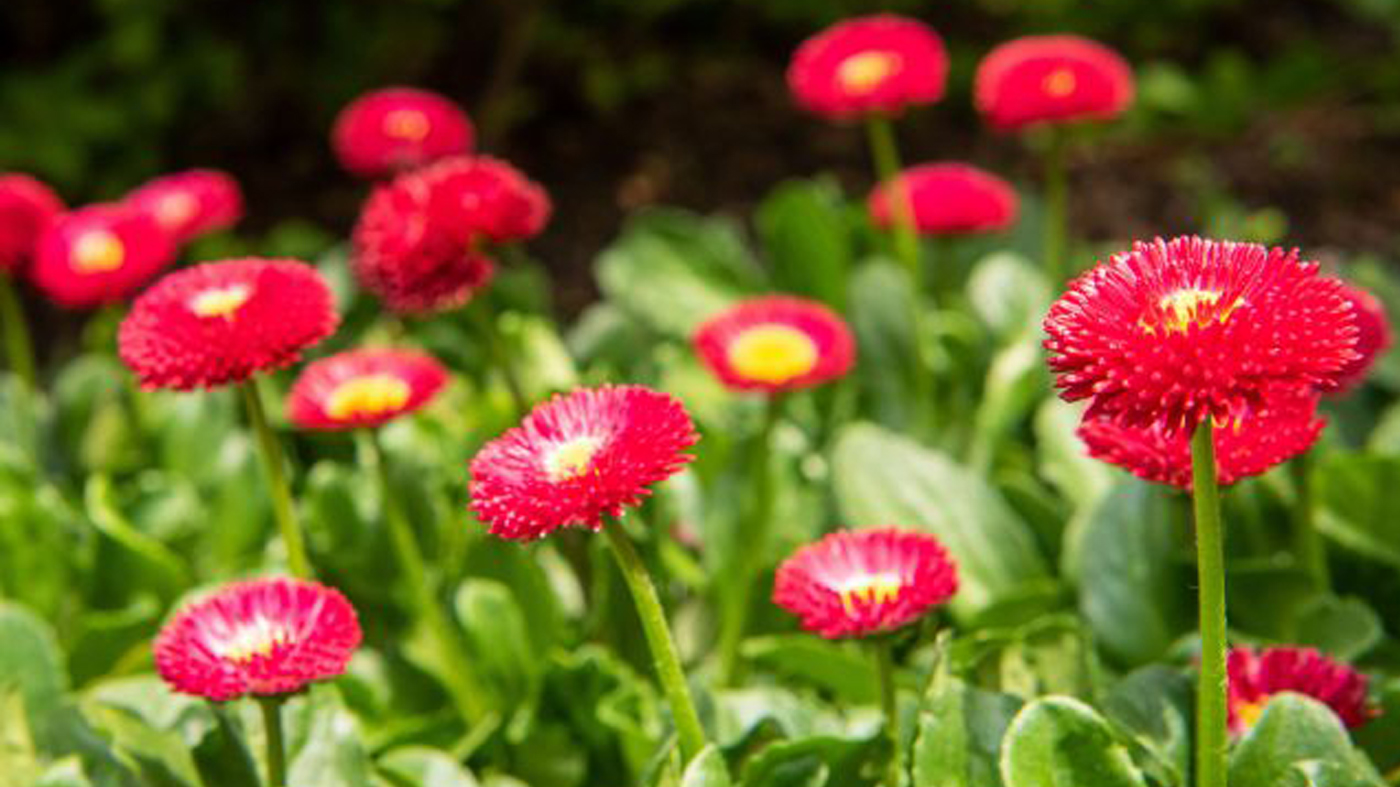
[1079,386,1324,489]
[0,174,64,275]
[773,528,958,639]
[154,577,362,701]
[287,348,447,431]
[125,169,243,244]
[470,385,699,540]
[694,295,855,394]
[1227,646,1372,734]
[427,155,551,244]
[333,87,474,179]
[119,258,338,391]
[32,204,176,308]
[975,35,1134,132]
[1326,283,1391,394]
[787,14,947,120]
[1044,236,1358,434]
[868,162,1019,237]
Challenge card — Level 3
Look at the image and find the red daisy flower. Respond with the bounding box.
[118,258,339,391]
[1325,283,1391,394]
[787,14,948,121]
[1043,236,1357,434]
[0,174,64,275]
[332,87,474,179]
[427,155,551,244]
[31,203,176,308]
[1228,646,1372,734]
[693,295,856,393]
[975,35,1134,132]
[773,528,958,639]
[154,577,362,702]
[469,385,699,540]
[1078,386,1324,489]
[868,162,1019,237]
[125,169,243,244]
[287,348,448,431]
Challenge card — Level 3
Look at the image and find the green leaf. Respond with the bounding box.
[1032,400,1114,515]
[1314,451,1400,567]
[455,579,542,712]
[1289,595,1383,661]
[36,757,94,787]
[379,746,481,787]
[966,253,1051,340]
[1102,666,1192,786]
[1228,694,1384,787]
[83,475,191,601]
[680,745,732,787]
[913,674,1021,787]
[742,635,878,704]
[999,697,1148,787]
[284,688,375,787]
[756,177,852,309]
[739,734,883,787]
[968,341,1049,471]
[0,602,68,752]
[848,261,918,429]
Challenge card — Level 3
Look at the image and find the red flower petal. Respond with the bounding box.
[975,35,1134,131]
[125,169,243,244]
[1228,646,1373,734]
[1324,282,1391,394]
[787,14,947,121]
[693,295,855,393]
[32,203,176,308]
[287,348,448,431]
[0,174,64,276]
[868,162,1019,236]
[332,87,474,179]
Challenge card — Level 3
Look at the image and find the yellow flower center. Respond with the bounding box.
[1141,288,1242,335]
[214,616,293,665]
[837,572,904,615]
[383,108,431,142]
[837,50,902,95]
[1235,698,1267,731]
[157,193,198,228]
[1043,67,1078,98]
[726,324,819,385]
[190,284,253,319]
[325,374,412,421]
[72,230,125,273]
[545,435,604,482]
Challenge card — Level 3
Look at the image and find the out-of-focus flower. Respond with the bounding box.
[333,87,474,179]
[469,385,698,540]
[868,162,1019,236]
[154,577,362,702]
[773,527,958,639]
[0,174,64,275]
[32,204,176,308]
[1044,237,1357,434]
[1324,283,1391,394]
[125,169,244,244]
[427,155,551,244]
[787,14,947,120]
[975,35,1134,131]
[694,295,855,393]
[119,258,338,390]
[287,348,447,430]
[1227,646,1372,734]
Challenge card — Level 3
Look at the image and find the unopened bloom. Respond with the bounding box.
[125,169,243,244]
[1228,646,1372,734]
[1325,283,1391,394]
[975,35,1134,132]
[32,204,176,308]
[119,258,338,390]
[1044,236,1357,434]
[868,162,1018,236]
[287,348,448,430]
[787,14,947,120]
[693,295,855,393]
[154,577,362,701]
[773,528,958,639]
[469,385,698,540]
[0,174,64,275]
[333,87,474,179]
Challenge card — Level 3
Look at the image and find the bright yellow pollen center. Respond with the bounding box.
[1141,288,1242,335]
[546,436,603,482]
[383,109,431,142]
[190,284,253,319]
[325,375,412,421]
[157,193,197,228]
[1043,68,1078,98]
[1235,698,1267,731]
[727,324,819,384]
[214,617,292,665]
[837,573,904,615]
[837,50,901,95]
[72,231,125,273]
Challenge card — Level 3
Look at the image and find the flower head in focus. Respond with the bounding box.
[333,87,474,179]
[1227,646,1372,734]
[975,35,1134,131]
[288,348,448,431]
[694,295,855,394]
[787,14,947,120]
[868,162,1019,237]
[32,204,176,308]
[125,169,243,244]
[0,174,64,276]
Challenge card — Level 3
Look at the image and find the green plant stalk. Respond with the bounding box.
[601,518,709,764]
[1290,451,1329,589]
[467,302,529,417]
[1042,130,1069,283]
[0,274,35,388]
[1191,419,1228,787]
[874,639,902,787]
[257,696,288,787]
[240,379,312,579]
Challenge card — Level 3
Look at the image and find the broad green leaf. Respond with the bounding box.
[379,746,481,787]
[0,602,67,751]
[739,734,883,787]
[284,688,375,787]
[1229,694,1384,787]
[83,704,202,787]
[848,261,918,429]
[455,579,541,712]
[966,253,1051,340]
[756,177,852,309]
[36,757,94,787]
[1290,595,1382,661]
[1032,400,1114,515]
[680,745,732,787]
[913,674,1021,787]
[1314,451,1400,567]
[84,475,191,601]
[968,341,1048,471]
[0,690,42,786]
[742,635,877,704]
[499,311,578,400]
[999,697,1148,787]
[1102,666,1192,786]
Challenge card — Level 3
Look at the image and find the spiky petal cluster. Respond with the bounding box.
[125,169,243,244]
[32,204,176,308]
[868,162,1019,237]
[1325,283,1391,394]
[118,258,338,390]
[693,295,856,394]
[332,87,475,179]
[773,528,958,639]
[287,348,448,431]
[1044,237,1358,434]
[1078,386,1324,489]
[469,385,699,540]
[1227,646,1372,734]
[0,174,64,275]
[154,577,362,701]
[787,14,947,120]
[975,35,1134,131]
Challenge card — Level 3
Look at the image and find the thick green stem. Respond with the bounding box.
[240,380,312,579]
[601,519,708,764]
[1042,131,1069,283]
[258,696,288,787]
[875,640,902,787]
[0,274,35,388]
[467,302,529,417]
[1192,419,1228,787]
[1290,451,1329,589]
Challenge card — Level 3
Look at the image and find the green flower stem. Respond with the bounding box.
[364,432,489,726]
[1042,129,1069,283]
[0,274,35,388]
[240,379,312,579]
[874,639,901,787]
[257,696,288,787]
[467,302,529,417]
[601,518,708,764]
[1191,419,1228,787]
[1291,451,1330,589]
